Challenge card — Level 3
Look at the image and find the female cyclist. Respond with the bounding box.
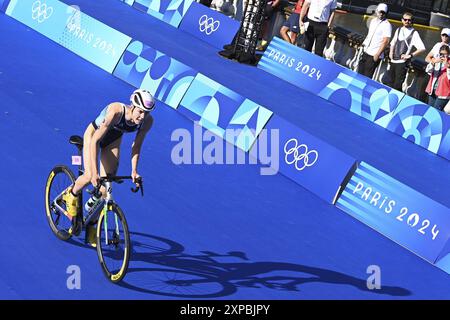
[62,89,155,229]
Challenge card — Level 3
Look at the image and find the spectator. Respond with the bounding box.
[357,3,392,78]
[299,0,337,57]
[425,45,450,111]
[425,28,450,63]
[280,0,306,45]
[384,12,425,91]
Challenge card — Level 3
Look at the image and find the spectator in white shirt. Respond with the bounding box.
[425,28,450,64]
[384,12,425,91]
[357,3,392,78]
[299,0,337,57]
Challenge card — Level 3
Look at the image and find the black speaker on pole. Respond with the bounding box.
[219,0,268,65]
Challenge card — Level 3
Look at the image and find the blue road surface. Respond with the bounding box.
[0,1,449,299]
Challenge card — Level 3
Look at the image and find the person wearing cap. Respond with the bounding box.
[357,3,392,78]
[299,0,337,57]
[384,12,425,91]
[425,28,450,64]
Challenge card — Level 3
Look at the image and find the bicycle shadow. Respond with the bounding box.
[113,232,412,298]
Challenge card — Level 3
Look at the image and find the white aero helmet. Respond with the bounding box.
[130,89,156,112]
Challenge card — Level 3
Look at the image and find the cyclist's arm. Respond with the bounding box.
[90,103,122,180]
[131,114,153,175]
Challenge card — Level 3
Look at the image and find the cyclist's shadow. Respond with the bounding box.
[112,232,411,298]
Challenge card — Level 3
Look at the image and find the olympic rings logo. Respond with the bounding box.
[198,15,220,35]
[32,1,53,23]
[284,138,319,171]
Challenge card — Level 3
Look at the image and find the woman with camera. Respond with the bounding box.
[425,44,450,111]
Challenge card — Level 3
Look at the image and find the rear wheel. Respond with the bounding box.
[97,203,130,283]
[45,165,76,241]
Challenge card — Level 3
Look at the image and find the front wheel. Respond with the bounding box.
[96,203,130,283]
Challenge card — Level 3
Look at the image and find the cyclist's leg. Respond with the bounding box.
[86,137,121,246]
[72,124,96,195]
[62,124,95,217]
[99,136,122,196]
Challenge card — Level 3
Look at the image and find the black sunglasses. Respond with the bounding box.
[442,34,449,37]
[402,18,412,22]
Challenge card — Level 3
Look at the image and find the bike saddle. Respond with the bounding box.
[69,135,83,148]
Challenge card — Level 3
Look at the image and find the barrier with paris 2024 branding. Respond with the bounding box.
[113,39,198,110]
[250,114,356,204]
[337,161,450,273]
[178,1,240,50]
[386,94,450,161]
[258,36,450,163]
[6,0,131,73]
[258,37,405,129]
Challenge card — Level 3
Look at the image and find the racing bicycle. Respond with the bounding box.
[44,135,143,283]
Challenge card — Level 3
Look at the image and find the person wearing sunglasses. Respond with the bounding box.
[425,28,450,64]
[384,12,425,91]
[425,45,450,111]
[357,3,392,78]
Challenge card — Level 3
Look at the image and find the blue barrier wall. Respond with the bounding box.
[132,0,193,27]
[256,115,356,203]
[386,95,450,160]
[258,37,404,129]
[178,73,273,152]
[435,239,450,274]
[179,1,240,49]
[337,161,450,264]
[258,36,450,164]
[6,0,131,73]
[113,39,197,109]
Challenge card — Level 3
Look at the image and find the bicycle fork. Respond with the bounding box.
[101,181,120,246]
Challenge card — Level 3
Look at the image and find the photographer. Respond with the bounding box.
[425,45,450,111]
[425,28,450,63]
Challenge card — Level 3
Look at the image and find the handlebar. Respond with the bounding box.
[91,175,144,197]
